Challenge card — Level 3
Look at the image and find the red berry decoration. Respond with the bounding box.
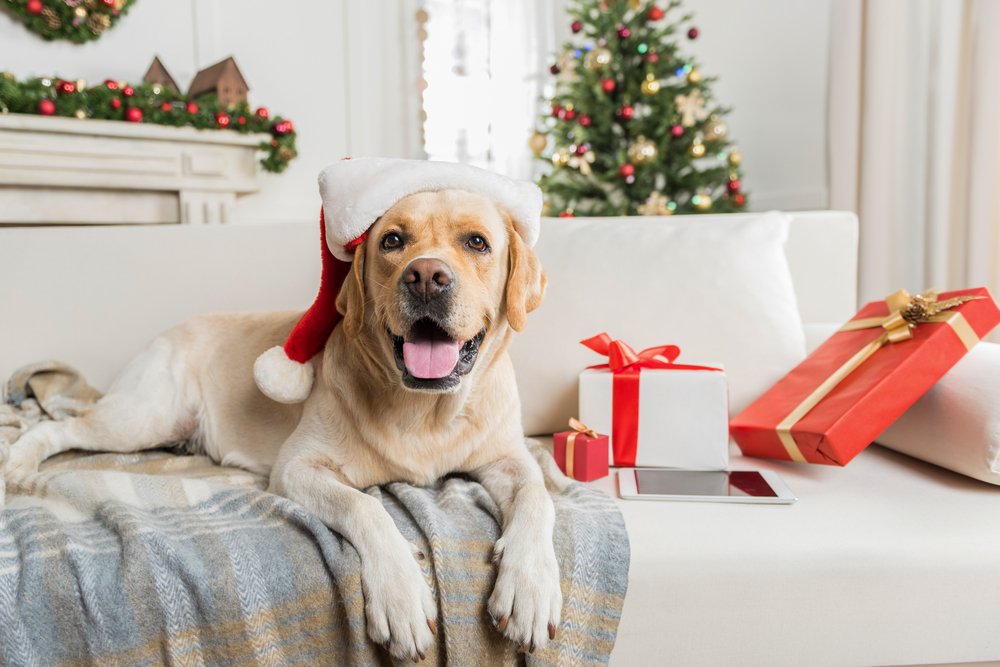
[124,108,143,123]
[110,98,122,110]
[563,109,576,120]
[160,102,171,112]
[648,6,664,20]
[56,80,76,94]
[238,116,246,125]
[571,21,582,33]
[728,179,741,192]
[671,124,684,137]
[644,53,659,63]
[25,0,42,15]
[551,104,563,117]
[734,193,746,207]
[255,107,269,118]
[619,163,635,178]
[186,102,198,114]
[578,114,592,127]
[617,106,635,120]
[687,27,699,39]
[550,64,560,75]
[104,80,118,90]
[37,99,55,116]
[122,86,134,97]
[601,78,615,93]
[215,112,231,128]
[272,120,293,135]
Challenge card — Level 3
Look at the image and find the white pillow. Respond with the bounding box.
[510,211,807,436]
[876,342,1000,485]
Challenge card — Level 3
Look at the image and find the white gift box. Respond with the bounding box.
[578,365,729,470]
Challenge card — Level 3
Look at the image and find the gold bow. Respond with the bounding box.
[564,418,597,479]
[776,289,982,463]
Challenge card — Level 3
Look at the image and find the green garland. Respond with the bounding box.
[2,0,137,43]
[0,73,297,173]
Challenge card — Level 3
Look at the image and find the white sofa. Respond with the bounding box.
[2,213,999,667]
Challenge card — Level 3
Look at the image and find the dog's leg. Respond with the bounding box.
[269,428,437,662]
[5,337,195,488]
[473,450,562,653]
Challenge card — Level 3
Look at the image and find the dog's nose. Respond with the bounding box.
[403,258,455,302]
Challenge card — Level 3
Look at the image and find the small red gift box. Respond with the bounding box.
[553,418,610,481]
[730,288,1000,466]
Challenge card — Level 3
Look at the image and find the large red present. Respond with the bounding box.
[553,418,610,481]
[730,288,1000,465]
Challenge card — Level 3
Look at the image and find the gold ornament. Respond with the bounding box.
[552,148,571,167]
[727,150,742,166]
[689,138,706,158]
[87,12,110,33]
[675,89,708,127]
[693,191,712,211]
[555,52,578,84]
[569,150,595,175]
[628,135,658,164]
[628,0,642,9]
[584,47,613,71]
[637,191,673,216]
[687,68,702,84]
[703,117,728,142]
[75,79,87,91]
[74,7,88,19]
[74,109,87,119]
[41,7,62,29]
[640,73,660,96]
[528,132,548,155]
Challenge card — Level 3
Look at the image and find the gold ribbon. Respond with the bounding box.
[776,289,982,463]
[564,418,597,479]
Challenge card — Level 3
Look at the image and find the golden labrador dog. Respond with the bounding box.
[5,189,559,661]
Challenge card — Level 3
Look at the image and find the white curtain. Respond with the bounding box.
[829,0,1000,336]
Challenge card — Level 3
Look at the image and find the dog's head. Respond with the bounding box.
[336,189,545,392]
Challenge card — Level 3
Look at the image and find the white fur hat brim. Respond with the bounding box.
[318,158,543,261]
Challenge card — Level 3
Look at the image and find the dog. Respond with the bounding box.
[5,188,560,661]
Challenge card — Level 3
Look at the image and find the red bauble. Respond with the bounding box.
[563,109,576,120]
[124,107,143,123]
[160,102,171,112]
[601,78,615,93]
[551,104,563,117]
[734,193,746,207]
[644,53,659,63]
[186,102,198,114]
[281,120,294,133]
[215,112,231,127]
[56,80,76,94]
[617,106,634,120]
[550,64,560,75]
[25,0,42,15]
[578,114,592,127]
[670,125,684,137]
[687,27,699,39]
[238,116,246,125]
[122,86,134,97]
[110,98,122,109]
[571,21,582,33]
[270,139,278,147]
[617,26,630,38]
[648,6,664,20]
[100,0,115,5]
[272,120,293,135]
[727,179,741,192]
[575,143,589,155]
[619,163,635,178]
[37,99,55,116]
[255,107,269,118]
[558,210,574,218]
[104,79,118,90]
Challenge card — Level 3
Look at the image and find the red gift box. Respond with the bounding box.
[554,418,610,481]
[730,288,1000,466]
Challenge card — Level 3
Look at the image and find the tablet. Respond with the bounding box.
[618,468,796,504]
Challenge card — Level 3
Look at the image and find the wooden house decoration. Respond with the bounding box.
[187,57,249,108]
[142,56,180,93]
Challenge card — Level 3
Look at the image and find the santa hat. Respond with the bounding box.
[253,157,543,404]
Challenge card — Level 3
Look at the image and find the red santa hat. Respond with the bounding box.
[253,157,543,404]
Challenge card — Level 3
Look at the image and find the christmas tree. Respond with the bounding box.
[533,0,746,217]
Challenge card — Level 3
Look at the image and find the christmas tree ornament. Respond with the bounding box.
[124,107,143,123]
[87,12,110,33]
[572,20,583,33]
[628,0,641,10]
[256,107,270,118]
[238,116,247,125]
[75,79,87,91]
[628,135,658,163]
[687,27,699,39]
[528,132,548,155]
[56,80,76,94]
[160,102,171,112]
[644,53,659,63]
[104,80,118,90]
[110,98,122,109]
[253,158,542,403]
[648,6,664,20]
[122,86,134,97]
[617,106,635,120]
[555,53,578,83]
[579,114,592,127]
[637,43,648,53]
[552,147,571,166]
[568,150,595,175]
[74,109,87,119]
[692,191,712,210]
[74,7,87,19]
[617,25,630,38]
[584,47,613,70]
[41,7,61,29]
[687,67,702,83]
[601,78,616,93]
[675,89,708,126]
[550,64,561,75]
[38,99,56,116]
[575,143,589,155]
[26,0,43,14]
[689,137,706,157]
[703,117,728,142]
[551,104,563,117]
[727,179,741,192]
[670,124,684,137]
[186,102,199,114]
[727,150,742,166]
[40,78,52,87]
[558,209,575,218]
[563,108,577,120]
[215,112,231,127]
[734,193,745,207]
[619,163,635,178]
[637,191,672,216]
[640,73,660,95]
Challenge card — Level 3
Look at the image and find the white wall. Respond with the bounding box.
[2,0,831,219]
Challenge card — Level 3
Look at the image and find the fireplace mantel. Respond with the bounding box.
[0,114,271,225]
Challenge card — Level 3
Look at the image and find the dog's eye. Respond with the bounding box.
[467,235,489,253]
[381,233,403,250]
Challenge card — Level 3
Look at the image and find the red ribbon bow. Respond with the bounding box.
[581,333,721,466]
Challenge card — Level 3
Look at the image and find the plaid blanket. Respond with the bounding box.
[0,362,629,667]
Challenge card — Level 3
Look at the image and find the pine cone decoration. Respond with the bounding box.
[277,146,294,162]
[87,12,110,33]
[41,7,62,29]
[902,296,932,325]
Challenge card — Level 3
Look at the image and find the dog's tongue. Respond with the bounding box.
[403,328,462,379]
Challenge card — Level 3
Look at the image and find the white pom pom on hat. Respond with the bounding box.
[253,157,543,404]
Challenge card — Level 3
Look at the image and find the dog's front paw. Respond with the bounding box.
[488,534,562,653]
[362,539,437,661]
[4,430,47,491]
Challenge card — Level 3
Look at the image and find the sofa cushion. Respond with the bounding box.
[510,212,807,435]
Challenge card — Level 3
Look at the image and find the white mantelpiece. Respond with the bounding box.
[0,114,270,225]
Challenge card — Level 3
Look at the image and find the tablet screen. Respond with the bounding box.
[634,470,778,497]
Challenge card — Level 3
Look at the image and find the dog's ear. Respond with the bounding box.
[336,242,367,339]
[505,223,546,332]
